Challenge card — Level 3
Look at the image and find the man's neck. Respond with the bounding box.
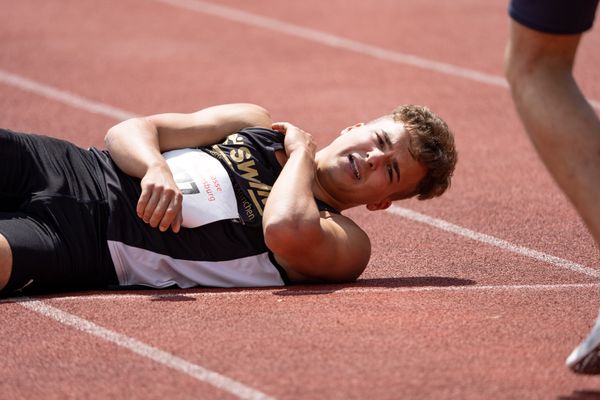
[312,150,348,212]
[277,148,350,212]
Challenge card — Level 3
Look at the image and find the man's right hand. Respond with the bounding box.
[137,163,183,233]
[271,122,316,159]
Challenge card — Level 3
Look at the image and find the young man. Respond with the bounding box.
[504,0,600,374]
[0,103,456,296]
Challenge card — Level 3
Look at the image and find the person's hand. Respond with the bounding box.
[137,163,183,233]
[271,122,316,158]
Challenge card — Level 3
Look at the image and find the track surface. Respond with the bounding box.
[1,1,600,399]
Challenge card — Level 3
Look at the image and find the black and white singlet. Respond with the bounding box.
[99,127,337,288]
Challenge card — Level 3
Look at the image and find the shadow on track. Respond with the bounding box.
[558,390,600,400]
[142,276,476,300]
[130,276,476,301]
[2,276,475,303]
[272,276,476,296]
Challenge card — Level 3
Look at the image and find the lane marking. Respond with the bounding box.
[150,0,600,111]
[1,9,596,394]
[389,206,600,278]
[2,283,598,304]
[0,70,597,278]
[0,70,138,121]
[16,299,274,400]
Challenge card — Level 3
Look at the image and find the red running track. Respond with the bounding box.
[1,0,600,399]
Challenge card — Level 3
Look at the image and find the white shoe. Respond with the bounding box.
[566,312,600,374]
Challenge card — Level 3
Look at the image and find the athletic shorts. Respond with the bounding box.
[0,129,118,297]
[509,0,599,34]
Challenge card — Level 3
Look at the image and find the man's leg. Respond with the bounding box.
[505,20,600,375]
[505,21,600,248]
[0,233,13,292]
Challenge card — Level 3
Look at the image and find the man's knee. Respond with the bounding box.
[504,21,581,87]
[0,233,13,291]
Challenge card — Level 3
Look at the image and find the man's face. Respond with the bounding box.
[315,117,426,210]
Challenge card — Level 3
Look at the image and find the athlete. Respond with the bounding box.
[504,0,600,374]
[0,103,456,296]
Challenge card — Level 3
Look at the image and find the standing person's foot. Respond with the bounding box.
[567,312,600,374]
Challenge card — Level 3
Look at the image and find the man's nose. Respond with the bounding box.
[367,148,388,169]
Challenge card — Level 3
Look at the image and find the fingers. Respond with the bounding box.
[272,122,297,134]
[271,122,287,134]
[274,122,316,157]
[142,187,162,223]
[159,191,183,233]
[136,163,184,233]
[137,182,183,232]
[136,186,152,219]
[171,209,183,234]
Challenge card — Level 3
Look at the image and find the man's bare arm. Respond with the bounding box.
[104,103,272,233]
[263,123,371,282]
[105,103,272,177]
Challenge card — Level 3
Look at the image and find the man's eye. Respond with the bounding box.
[387,165,393,181]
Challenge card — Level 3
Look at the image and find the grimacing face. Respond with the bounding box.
[315,117,426,211]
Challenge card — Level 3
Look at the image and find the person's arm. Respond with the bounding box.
[104,103,272,233]
[263,123,371,282]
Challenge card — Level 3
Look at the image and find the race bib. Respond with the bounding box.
[163,149,239,228]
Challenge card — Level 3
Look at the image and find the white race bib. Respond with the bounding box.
[163,149,239,228]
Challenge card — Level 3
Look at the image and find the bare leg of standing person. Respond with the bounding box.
[505,22,600,247]
[505,21,600,374]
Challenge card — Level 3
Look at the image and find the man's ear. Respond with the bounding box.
[366,199,392,211]
[340,122,364,135]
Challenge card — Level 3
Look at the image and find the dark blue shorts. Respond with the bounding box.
[0,129,118,297]
[509,0,599,34]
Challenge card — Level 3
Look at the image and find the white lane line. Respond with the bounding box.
[149,0,600,111]
[389,206,600,278]
[16,299,274,400]
[2,283,597,304]
[0,70,138,121]
[0,69,596,279]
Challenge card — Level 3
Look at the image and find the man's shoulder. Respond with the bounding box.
[320,212,370,245]
[308,211,371,281]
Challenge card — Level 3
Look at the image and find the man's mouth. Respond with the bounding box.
[348,154,360,180]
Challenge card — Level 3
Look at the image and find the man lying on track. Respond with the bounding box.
[0,103,456,297]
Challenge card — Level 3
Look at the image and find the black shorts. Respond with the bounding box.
[0,129,118,297]
[509,0,599,34]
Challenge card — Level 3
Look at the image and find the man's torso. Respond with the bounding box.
[99,127,337,288]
